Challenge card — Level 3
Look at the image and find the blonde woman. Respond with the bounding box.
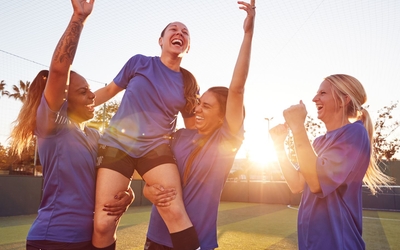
[270,74,394,250]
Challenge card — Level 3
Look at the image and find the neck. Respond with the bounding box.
[70,118,85,131]
[325,118,350,131]
[160,53,183,72]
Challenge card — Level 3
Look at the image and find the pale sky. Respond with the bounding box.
[1,0,399,161]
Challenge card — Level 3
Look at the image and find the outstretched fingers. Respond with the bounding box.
[237,0,256,33]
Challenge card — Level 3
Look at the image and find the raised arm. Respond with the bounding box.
[269,123,306,193]
[283,101,320,193]
[225,0,255,133]
[44,0,94,111]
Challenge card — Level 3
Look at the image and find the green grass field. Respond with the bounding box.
[1,202,399,250]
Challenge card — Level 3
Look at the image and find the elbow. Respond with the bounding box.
[289,185,303,194]
[309,184,322,194]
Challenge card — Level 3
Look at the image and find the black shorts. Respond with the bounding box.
[144,237,173,250]
[96,144,176,179]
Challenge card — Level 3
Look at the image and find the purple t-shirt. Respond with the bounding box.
[99,54,193,157]
[28,95,100,242]
[147,120,244,249]
[298,121,370,250]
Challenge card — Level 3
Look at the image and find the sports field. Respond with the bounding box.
[1,202,399,250]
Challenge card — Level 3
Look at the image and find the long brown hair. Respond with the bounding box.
[180,67,200,113]
[9,70,48,157]
[182,87,229,186]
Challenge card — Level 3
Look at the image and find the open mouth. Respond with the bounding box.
[172,39,183,46]
[86,103,95,112]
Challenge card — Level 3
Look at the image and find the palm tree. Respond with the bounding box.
[7,80,30,102]
[5,79,37,175]
[0,80,9,97]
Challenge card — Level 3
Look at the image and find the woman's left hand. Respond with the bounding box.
[103,187,135,220]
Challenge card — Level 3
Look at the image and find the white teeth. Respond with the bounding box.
[172,39,183,46]
[196,115,204,120]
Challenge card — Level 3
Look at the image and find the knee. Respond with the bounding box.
[157,204,186,222]
[94,213,117,236]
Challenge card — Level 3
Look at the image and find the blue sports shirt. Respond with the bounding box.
[27,95,99,243]
[99,55,194,157]
[298,121,370,250]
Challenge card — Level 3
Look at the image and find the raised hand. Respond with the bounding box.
[283,100,308,133]
[269,123,289,147]
[71,0,95,19]
[238,0,256,34]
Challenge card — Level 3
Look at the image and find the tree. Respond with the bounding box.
[2,79,36,173]
[88,100,120,132]
[6,80,30,102]
[0,80,9,97]
[373,101,400,161]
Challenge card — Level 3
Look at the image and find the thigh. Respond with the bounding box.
[97,145,136,179]
[136,144,176,178]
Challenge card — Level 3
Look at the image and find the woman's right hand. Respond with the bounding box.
[143,183,177,207]
[269,123,289,147]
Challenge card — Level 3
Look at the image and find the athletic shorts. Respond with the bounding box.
[96,143,176,179]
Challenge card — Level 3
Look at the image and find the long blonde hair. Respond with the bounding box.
[325,74,394,194]
[9,70,48,157]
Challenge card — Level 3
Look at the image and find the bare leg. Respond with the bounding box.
[142,163,192,233]
[143,163,200,250]
[92,168,131,248]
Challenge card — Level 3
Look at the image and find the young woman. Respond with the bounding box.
[91,15,200,250]
[143,1,256,249]
[269,74,394,250]
[9,1,133,249]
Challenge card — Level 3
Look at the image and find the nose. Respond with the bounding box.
[89,90,95,100]
[194,104,201,113]
[312,94,318,103]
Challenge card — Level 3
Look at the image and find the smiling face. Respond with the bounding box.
[67,72,96,123]
[312,79,350,131]
[159,22,190,57]
[194,90,224,135]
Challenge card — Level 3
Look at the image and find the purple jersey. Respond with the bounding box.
[28,95,100,242]
[147,120,244,249]
[99,55,193,157]
[298,121,370,250]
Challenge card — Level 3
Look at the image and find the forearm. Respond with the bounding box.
[94,82,122,107]
[45,13,88,111]
[292,129,321,193]
[230,33,253,92]
[274,145,305,193]
[50,14,86,75]
[225,33,253,131]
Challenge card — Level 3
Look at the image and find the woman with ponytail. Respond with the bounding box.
[91,16,201,250]
[9,1,133,249]
[269,74,394,250]
[143,1,256,249]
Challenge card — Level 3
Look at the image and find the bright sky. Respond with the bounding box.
[1,0,399,162]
